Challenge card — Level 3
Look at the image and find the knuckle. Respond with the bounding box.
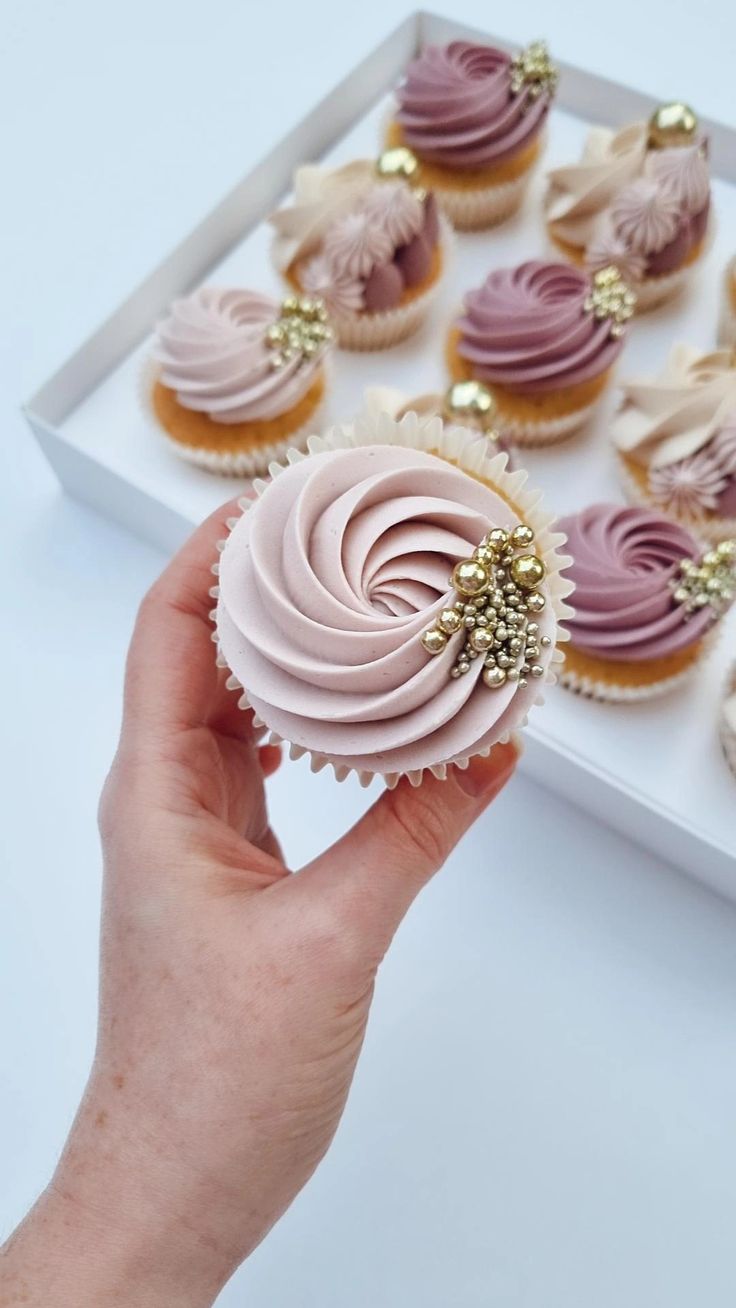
[380,783,451,872]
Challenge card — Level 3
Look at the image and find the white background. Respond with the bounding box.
[3,2,736,1305]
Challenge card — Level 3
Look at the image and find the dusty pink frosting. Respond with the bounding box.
[396,41,551,170]
[216,445,557,774]
[559,504,713,662]
[154,288,329,423]
[456,261,625,395]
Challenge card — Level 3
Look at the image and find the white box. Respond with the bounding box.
[24,10,736,897]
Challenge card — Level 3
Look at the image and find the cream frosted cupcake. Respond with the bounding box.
[558,503,735,701]
[213,410,573,786]
[446,260,635,445]
[546,102,712,310]
[364,380,519,469]
[718,256,736,347]
[387,40,557,230]
[148,288,333,476]
[269,155,447,350]
[720,663,736,779]
[614,346,736,542]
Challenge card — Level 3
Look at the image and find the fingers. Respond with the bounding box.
[296,740,520,960]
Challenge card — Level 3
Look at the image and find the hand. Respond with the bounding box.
[1,501,518,1307]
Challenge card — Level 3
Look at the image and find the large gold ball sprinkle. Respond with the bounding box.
[483,665,507,688]
[648,101,698,149]
[510,553,546,590]
[421,627,447,655]
[443,381,497,430]
[511,524,535,549]
[452,559,490,597]
[470,627,494,652]
[488,527,509,551]
[376,146,419,180]
[438,607,462,634]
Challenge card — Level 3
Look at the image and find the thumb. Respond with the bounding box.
[297,739,519,958]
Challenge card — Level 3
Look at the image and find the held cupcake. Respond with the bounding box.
[269,153,447,350]
[364,380,519,469]
[558,503,736,701]
[446,260,635,445]
[720,662,736,779]
[718,256,736,347]
[613,346,736,542]
[213,410,573,786]
[546,102,712,309]
[387,40,558,230]
[147,288,333,476]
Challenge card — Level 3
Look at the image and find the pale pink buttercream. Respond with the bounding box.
[610,178,681,255]
[585,220,647,285]
[646,144,710,215]
[323,208,394,280]
[648,450,727,517]
[712,416,736,478]
[300,253,365,315]
[362,181,424,248]
[396,41,552,171]
[216,444,557,774]
[559,504,714,661]
[456,261,626,395]
[154,288,330,424]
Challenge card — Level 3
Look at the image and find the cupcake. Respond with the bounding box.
[364,380,519,469]
[614,346,736,542]
[558,503,736,701]
[387,40,557,230]
[718,256,736,347]
[148,288,333,476]
[269,155,447,350]
[446,260,635,445]
[546,102,712,309]
[720,662,736,779]
[213,410,573,785]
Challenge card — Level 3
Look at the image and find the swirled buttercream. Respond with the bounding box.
[613,346,736,469]
[610,178,681,255]
[646,144,710,214]
[546,123,648,247]
[154,288,330,424]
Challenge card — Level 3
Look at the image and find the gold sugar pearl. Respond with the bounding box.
[438,607,463,634]
[452,559,490,598]
[648,101,699,149]
[510,554,546,590]
[421,627,447,655]
[376,146,419,181]
[443,381,497,430]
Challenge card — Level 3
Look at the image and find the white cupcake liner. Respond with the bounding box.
[495,399,600,448]
[140,357,329,477]
[717,257,736,347]
[304,219,453,352]
[211,410,575,788]
[432,173,530,231]
[558,626,721,703]
[720,663,736,780]
[616,451,736,546]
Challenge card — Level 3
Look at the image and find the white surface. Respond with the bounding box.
[3,3,736,1307]
[33,42,736,889]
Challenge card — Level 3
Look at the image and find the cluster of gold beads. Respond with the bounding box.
[420,524,550,689]
[671,540,736,616]
[584,266,637,338]
[266,296,333,369]
[509,41,558,102]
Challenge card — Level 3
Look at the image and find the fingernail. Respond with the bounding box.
[453,739,519,799]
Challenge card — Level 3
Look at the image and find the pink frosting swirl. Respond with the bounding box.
[646,144,710,215]
[362,181,425,247]
[154,288,330,423]
[396,41,551,170]
[216,445,558,774]
[456,261,625,395]
[558,504,713,661]
[323,208,393,280]
[610,178,681,255]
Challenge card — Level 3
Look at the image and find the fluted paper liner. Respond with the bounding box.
[212,410,574,787]
[559,620,723,703]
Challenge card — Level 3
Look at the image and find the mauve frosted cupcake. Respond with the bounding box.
[387,40,557,230]
[447,260,635,445]
[546,102,712,310]
[147,288,333,476]
[558,503,736,701]
[718,256,736,347]
[269,158,447,350]
[721,662,736,779]
[614,346,736,543]
[213,410,573,786]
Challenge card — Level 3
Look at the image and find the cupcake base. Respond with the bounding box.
[288,237,447,351]
[547,228,707,311]
[147,368,326,477]
[559,639,707,703]
[446,328,611,447]
[385,120,542,231]
[617,450,736,546]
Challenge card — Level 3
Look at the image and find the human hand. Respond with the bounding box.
[1,501,518,1307]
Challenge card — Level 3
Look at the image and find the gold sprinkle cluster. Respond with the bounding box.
[420,524,550,689]
[583,265,637,338]
[671,540,736,616]
[266,296,333,370]
[509,41,558,102]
